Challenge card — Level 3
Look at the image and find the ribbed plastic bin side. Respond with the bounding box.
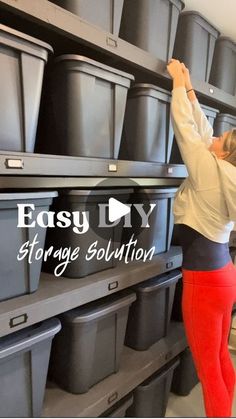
[44,189,132,278]
[125,271,181,351]
[119,84,173,163]
[210,37,236,96]
[120,0,184,61]
[51,0,124,35]
[0,192,57,302]
[213,113,236,137]
[38,55,134,158]
[127,358,180,418]
[101,394,134,417]
[50,291,136,394]
[122,188,177,255]
[0,24,52,152]
[171,347,199,396]
[0,318,61,418]
[174,11,219,82]
[170,103,219,164]
[229,231,236,248]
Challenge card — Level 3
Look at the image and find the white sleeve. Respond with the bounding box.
[191,99,214,147]
[171,87,217,189]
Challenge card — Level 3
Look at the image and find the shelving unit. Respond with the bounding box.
[0,1,235,417]
[0,247,182,338]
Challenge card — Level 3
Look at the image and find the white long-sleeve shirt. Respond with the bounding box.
[171,86,236,243]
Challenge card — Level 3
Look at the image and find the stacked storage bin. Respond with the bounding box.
[174,11,219,82]
[50,0,124,35]
[50,291,136,393]
[37,55,134,158]
[214,113,236,136]
[127,358,180,417]
[44,189,132,278]
[210,37,236,96]
[120,0,184,61]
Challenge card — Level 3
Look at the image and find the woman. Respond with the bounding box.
[167,58,236,417]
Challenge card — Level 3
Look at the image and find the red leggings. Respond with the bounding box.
[182,262,236,417]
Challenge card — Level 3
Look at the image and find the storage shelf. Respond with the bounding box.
[43,322,187,418]
[0,0,236,113]
[0,246,182,338]
[0,151,187,178]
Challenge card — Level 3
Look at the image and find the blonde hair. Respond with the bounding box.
[223,128,236,167]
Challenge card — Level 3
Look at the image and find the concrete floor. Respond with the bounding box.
[166,352,236,417]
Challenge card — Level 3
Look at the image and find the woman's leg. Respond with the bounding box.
[220,309,236,410]
[182,269,236,417]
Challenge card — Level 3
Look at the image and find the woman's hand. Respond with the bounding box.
[167,58,185,88]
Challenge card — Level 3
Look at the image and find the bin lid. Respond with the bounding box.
[216,114,236,124]
[61,291,136,324]
[179,11,220,38]
[128,83,171,101]
[132,187,178,196]
[0,191,58,201]
[55,55,135,81]
[0,318,61,359]
[0,23,53,53]
[63,189,133,197]
[215,36,236,52]
[131,270,182,294]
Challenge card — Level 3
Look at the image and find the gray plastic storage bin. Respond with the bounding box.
[101,394,134,417]
[170,103,219,164]
[214,113,236,136]
[50,291,136,394]
[119,84,173,163]
[0,192,57,302]
[120,0,184,61]
[51,0,124,35]
[122,188,177,255]
[171,347,199,396]
[174,11,219,82]
[0,318,61,418]
[127,358,180,418]
[44,188,132,278]
[0,24,52,152]
[210,37,236,96]
[38,55,134,158]
[125,270,181,351]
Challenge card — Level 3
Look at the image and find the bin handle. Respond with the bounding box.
[0,318,61,359]
[141,271,182,293]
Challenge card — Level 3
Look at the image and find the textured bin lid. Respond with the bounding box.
[216,114,236,124]
[132,187,178,195]
[61,291,136,324]
[131,271,182,294]
[0,191,58,201]
[215,36,236,53]
[63,189,133,196]
[129,83,171,100]
[55,55,134,81]
[179,11,220,38]
[0,23,53,53]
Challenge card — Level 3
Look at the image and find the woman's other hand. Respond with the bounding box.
[167,58,185,88]
[181,63,193,91]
